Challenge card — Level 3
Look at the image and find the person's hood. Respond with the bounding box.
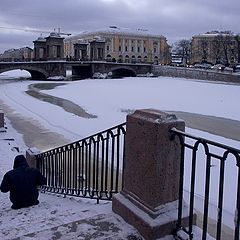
[13,155,29,169]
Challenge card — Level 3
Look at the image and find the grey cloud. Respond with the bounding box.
[0,0,240,52]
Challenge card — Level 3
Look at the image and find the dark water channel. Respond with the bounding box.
[26,83,97,119]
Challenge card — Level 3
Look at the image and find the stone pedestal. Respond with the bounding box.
[112,109,187,239]
[0,111,4,128]
[26,148,40,168]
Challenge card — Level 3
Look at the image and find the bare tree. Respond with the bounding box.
[199,40,208,63]
[173,39,191,65]
[234,35,240,64]
[215,32,234,66]
[212,38,222,64]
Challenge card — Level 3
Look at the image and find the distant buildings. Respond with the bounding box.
[190,31,240,66]
[1,28,240,67]
[64,26,171,64]
[0,47,33,62]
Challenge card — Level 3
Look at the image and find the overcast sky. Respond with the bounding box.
[0,0,239,53]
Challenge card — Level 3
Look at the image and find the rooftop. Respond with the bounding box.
[66,26,166,40]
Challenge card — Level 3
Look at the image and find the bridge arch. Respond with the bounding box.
[0,66,49,80]
[110,66,137,78]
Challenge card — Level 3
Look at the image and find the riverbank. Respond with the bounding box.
[0,99,70,151]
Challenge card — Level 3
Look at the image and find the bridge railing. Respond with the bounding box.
[36,123,126,203]
[35,111,240,239]
[170,127,240,240]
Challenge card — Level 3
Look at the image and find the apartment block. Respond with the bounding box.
[191,31,240,66]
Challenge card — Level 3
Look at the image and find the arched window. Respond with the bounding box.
[131,55,136,63]
[125,55,130,63]
[154,56,159,65]
[137,56,142,63]
[106,54,112,62]
[118,55,123,63]
[144,56,148,62]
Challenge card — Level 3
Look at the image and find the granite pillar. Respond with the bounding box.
[0,111,4,128]
[26,148,40,168]
[112,109,188,239]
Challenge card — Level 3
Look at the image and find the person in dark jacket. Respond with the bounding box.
[0,155,46,209]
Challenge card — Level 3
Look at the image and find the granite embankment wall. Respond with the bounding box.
[152,65,240,84]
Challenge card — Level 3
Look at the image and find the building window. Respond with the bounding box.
[132,46,134,52]
[144,47,146,53]
[137,56,142,63]
[125,46,128,51]
[131,55,136,63]
[138,47,140,52]
[106,54,112,62]
[119,46,122,51]
[154,47,157,53]
[107,45,110,51]
[118,55,123,63]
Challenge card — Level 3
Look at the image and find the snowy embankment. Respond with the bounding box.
[0,118,143,239]
[0,71,240,233]
[0,76,239,142]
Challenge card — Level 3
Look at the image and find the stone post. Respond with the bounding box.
[0,110,4,128]
[26,148,40,168]
[112,109,188,239]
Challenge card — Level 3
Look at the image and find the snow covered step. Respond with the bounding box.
[19,213,142,240]
[0,192,141,240]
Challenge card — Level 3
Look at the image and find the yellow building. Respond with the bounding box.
[191,31,240,66]
[64,26,171,64]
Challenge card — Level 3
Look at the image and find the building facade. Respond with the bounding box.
[64,26,171,64]
[33,32,65,61]
[0,47,33,62]
[191,31,240,66]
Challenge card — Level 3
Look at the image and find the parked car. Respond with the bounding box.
[211,64,225,71]
[223,67,234,73]
[235,65,240,73]
[194,63,212,69]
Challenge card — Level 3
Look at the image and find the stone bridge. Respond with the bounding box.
[0,61,66,79]
[0,61,152,80]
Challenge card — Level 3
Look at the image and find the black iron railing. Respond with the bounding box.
[36,123,126,203]
[170,128,240,240]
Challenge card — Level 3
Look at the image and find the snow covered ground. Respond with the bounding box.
[0,119,145,239]
[0,70,240,238]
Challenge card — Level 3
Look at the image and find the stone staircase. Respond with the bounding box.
[1,191,143,240]
[15,212,143,240]
[1,190,177,239]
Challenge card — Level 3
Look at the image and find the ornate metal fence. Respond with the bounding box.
[170,127,240,240]
[36,123,126,203]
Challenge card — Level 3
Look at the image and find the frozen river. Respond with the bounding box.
[1,70,240,149]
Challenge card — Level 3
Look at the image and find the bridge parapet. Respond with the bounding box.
[0,61,153,80]
[0,61,66,79]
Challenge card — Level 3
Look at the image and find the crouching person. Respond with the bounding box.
[0,155,46,209]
